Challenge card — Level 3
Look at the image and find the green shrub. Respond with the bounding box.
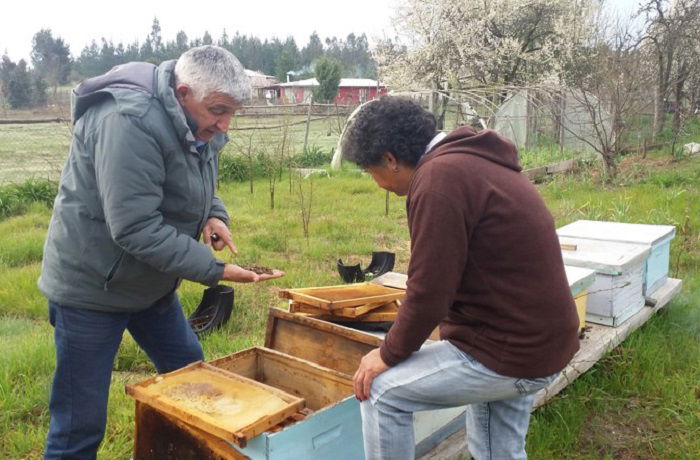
[0,179,57,220]
[218,145,333,184]
[292,144,333,167]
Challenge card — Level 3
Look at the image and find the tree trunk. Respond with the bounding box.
[653,81,666,140]
[672,61,688,132]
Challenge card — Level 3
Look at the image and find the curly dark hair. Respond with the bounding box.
[341,96,437,168]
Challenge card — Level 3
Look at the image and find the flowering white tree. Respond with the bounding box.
[375,0,599,90]
[640,0,700,137]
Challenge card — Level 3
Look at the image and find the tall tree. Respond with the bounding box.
[31,29,71,93]
[301,32,324,68]
[149,17,164,60]
[0,56,33,108]
[313,56,341,102]
[641,0,700,137]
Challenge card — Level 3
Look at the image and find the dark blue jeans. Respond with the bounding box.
[44,296,204,460]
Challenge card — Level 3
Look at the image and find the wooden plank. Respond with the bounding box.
[532,277,681,408]
[522,165,548,181]
[265,308,381,376]
[210,347,353,411]
[267,308,384,348]
[545,159,576,174]
[418,278,681,459]
[290,300,391,318]
[371,271,408,290]
[126,361,305,447]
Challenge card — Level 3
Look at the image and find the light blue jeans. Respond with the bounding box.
[361,340,557,460]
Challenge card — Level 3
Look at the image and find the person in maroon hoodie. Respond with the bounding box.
[343,97,580,460]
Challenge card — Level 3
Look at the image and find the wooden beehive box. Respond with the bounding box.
[130,309,380,460]
[560,237,650,326]
[564,265,596,332]
[557,220,676,296]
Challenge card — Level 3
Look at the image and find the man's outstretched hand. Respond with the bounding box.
[222,264,285,283]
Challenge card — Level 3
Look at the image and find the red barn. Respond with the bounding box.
[275,78,387,104]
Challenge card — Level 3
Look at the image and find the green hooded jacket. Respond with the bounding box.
[39,60,230,312]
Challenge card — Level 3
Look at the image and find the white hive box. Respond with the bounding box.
[557,220,676,296]
[560,237,650,326]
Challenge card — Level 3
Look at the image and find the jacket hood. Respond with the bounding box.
[421,126,522,172]
[70,60,226,154]
[72,61,156,123]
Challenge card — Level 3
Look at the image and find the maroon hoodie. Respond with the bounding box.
[379,126,580,378]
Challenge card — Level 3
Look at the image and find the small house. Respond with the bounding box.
[274,78,387,105]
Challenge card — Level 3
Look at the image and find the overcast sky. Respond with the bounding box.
[2,0,645,64]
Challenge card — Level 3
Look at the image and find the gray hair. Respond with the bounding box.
[174,45,251,104]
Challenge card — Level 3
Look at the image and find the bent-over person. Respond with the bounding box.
[343,97,579,460]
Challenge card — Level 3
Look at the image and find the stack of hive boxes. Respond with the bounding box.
[558,220,676,327]
[279,282,405,323]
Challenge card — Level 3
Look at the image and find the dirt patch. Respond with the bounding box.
[578,404,665,459]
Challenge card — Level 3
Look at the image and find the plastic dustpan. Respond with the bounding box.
[188,285,234,335]
[336,251,395,283]
[337,259,365,283]
[364,251,395,278]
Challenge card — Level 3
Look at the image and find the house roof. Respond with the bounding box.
[277,78,383,88]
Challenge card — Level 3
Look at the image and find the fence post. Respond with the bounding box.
[303,98,313,154]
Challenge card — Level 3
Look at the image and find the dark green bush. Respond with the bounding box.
[218,144,332,183]
[0,179,57,220]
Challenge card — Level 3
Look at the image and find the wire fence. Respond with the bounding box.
[0,103,358,186]
[0,89,672,186]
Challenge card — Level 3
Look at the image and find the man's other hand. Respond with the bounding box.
[353,348,390,401]
[203,217,237,255]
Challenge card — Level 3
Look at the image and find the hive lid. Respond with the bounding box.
[560,237,650,275]
[557,220,676,247]
[125,361,304,447]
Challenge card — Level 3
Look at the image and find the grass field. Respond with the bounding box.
[0,145,698,458]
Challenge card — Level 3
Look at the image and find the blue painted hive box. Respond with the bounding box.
[560,237,650,327]
[557,220,676,296]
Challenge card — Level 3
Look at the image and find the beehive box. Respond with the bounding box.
[557,220,675,296]
[560,237,650,326]
[129,308,466,459]
[130,309,377,459]
[564,265,596,331]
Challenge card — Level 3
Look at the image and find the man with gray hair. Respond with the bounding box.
[40,45,283,459]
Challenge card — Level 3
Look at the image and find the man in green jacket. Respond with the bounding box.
[39,45,283,459]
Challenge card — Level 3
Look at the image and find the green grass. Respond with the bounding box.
[0,149,698,457]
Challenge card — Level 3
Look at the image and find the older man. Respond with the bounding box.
[39,45,282,459]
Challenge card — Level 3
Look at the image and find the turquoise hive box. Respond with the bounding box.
[557,220,676,296]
